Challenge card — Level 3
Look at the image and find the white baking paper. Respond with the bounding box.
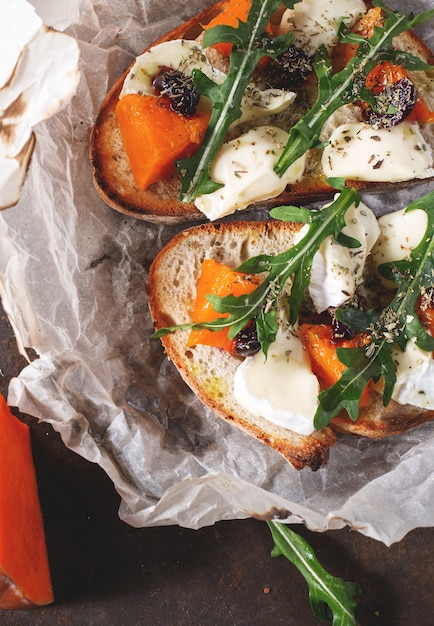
[0,0,80,209]
[1,0,434,546]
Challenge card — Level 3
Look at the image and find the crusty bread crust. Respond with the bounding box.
[147,219,434,468]
[332,392,434,439]
[90,1,434,224]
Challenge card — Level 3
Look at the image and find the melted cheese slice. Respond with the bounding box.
[391,342,434,409]
[234,328,319,435]
[372,208,428,265]
[194,126,306,220]
[309,200,380,312]
[371,207,428,287]
[292,0,366,54]
[322,122,434,182]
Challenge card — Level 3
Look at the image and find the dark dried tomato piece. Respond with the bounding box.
[266,45,313,91]
[329,309,356,343]
[233,319,261,357]
[362,76,418,128]
[153,69,200,116]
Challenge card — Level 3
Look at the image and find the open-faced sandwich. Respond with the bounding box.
[90,0,434,223]
[148,184,434,470]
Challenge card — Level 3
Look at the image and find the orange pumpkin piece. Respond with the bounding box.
[364,60,408,93]
[203,0,273,59]
[299,324,371,406]
[417,296,434,341]
[365,61,434,124]
[334,7,434,123]
[188,259,261,352]
[0,393,53,609]
[333,6,384,70]
[116,93,210,189]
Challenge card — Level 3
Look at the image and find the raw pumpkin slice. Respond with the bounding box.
[116,93,210,189]
[0,393,53,609]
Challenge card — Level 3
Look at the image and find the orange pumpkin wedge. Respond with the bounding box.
[116,93,210,189]
[0,393,53,609]
[203,0,273,59]
[417,296,434,342]
[333,6,384,71]
[365,61,434,124]
[299,324,372,407]
[188,259,261,352]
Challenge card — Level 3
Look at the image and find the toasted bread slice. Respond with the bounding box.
[90,1,434,224]
[147,220,338,471]
[89,3,224,225]
[147,219,434,469]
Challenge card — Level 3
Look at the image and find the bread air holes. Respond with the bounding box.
[172,259,185,287]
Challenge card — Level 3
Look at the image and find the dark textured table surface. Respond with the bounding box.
[1,302,434,626]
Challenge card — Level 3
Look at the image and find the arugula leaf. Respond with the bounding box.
[153,185,361,357]
[267,521,361,625]
[274,0,434,177]
[176,0,295,202]
[314,191,434,430]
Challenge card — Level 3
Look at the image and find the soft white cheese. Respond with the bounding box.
[194,126,306,220]
[371,207,428,288]
[391,341,434,409]
[292,0,366,54]
[309,200,380,312]
[234,328,319,435]
[235,85,296,127]
[322,122,434,182]
[371,208,428,265]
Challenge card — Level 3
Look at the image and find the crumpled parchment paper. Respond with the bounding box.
[0,0,80,209]
[1,0,434,546]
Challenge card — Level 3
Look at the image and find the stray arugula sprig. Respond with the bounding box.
[274,0,434,177]
[267,521,361,625]
[153,181,361,357]
[314,191,434,431]
[177,0,296,202]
